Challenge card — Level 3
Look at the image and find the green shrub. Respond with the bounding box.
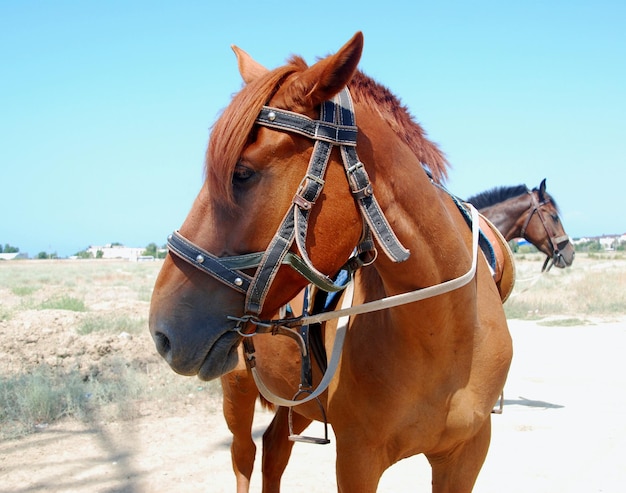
[0,361,221,440]
[38,296,87,312]
[0,366,87,438]
[11,286,38,296]
[78,315,146,335]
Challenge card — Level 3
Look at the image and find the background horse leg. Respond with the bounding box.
[427,417,492,493]
[221,369,260,493]
[261,407,312,493]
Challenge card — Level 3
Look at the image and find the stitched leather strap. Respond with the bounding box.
[168,231,252,294]
[256,107,357,146]
[167,230,350,296]
[335,89,410,262]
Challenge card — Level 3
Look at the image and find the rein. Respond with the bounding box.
[518,191,570,272]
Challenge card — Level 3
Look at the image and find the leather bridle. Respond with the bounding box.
[167,87,409,318]
[519,190,570,272]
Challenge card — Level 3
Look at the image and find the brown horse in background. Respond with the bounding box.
[467,179,575,270]
[149,32,512,492]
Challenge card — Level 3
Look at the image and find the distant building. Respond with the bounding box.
[573,234,626,251]
[0,252,28,260]
[86,244,146,261]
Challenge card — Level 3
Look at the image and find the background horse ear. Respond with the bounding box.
[538,178,547,200]
[232,45,269,84]
[289,31,364,110]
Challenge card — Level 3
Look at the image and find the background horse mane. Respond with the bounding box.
[467,185,529,210]
[467,184,561,214]
[206,55,449,207]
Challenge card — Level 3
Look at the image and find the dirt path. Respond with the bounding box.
[3,319,626,492]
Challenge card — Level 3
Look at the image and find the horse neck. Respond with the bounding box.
[480,194,532,240]
[337,102,481,347]
[350,175,480,355]
[349,105,473,293]
[360,161,473,300]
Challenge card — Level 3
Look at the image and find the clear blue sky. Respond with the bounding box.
[2,1,624,257]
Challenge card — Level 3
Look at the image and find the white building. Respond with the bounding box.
[573,234,626,250]
[86,244,146,261]
[0,252,28,260]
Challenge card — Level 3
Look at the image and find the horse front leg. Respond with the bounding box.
[221,369,260,493]
[261,407,313,493]
[427,417,492,493]
[334,434,387,493]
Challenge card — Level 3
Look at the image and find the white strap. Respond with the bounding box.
[250,280,354,407]
[299,204,481,326]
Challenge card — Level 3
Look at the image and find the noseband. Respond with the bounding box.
[520,191,570,271]
[167,88,409,316]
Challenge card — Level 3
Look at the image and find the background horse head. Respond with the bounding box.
[149,32,512,492]
[467,179,575,270]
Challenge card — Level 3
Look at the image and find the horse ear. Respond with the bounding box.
[232,45,269,84]
[538,178,547,200]
[291,32,364,109]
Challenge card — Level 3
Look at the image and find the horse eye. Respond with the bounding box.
[233,165,255,184]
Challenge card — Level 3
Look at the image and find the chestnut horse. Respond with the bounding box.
[467,180,575,271]
[149,32,512,492]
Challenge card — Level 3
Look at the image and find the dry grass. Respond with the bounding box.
[0,358,222,439]
[1,253,624,439]
[0,259,222,439]
[504,252,626,323]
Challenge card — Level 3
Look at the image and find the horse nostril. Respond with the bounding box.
[154,331,171,357]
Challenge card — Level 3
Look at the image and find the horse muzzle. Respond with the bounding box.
[150,314,242,380]
[554,240,575,268]
[148,258,246,380]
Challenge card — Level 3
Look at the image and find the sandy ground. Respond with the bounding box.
[2,317,626,492]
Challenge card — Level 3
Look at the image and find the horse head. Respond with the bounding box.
[149,34,366,381]
[524,178,575,270]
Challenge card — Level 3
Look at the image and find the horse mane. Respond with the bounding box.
[467,184,561,214]
[466,185,529,210]
[348,71,449,182]
[206,59,305,206]
[206,56,449,207]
